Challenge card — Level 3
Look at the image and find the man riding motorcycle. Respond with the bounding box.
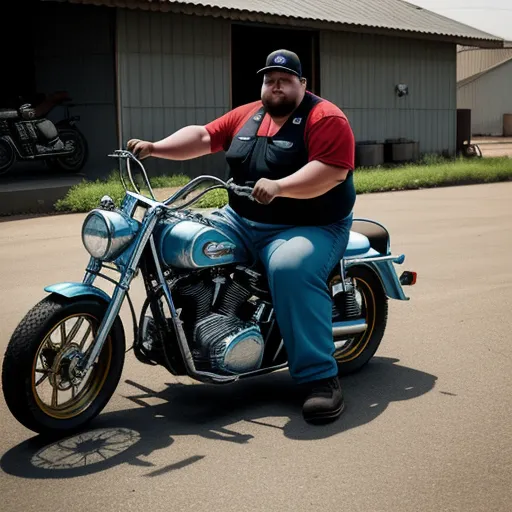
[127,49,356,424]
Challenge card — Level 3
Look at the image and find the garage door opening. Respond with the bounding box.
[231,24,320,108]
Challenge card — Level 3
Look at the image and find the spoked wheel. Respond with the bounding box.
[2,295,125,437]
[331,266,388,376]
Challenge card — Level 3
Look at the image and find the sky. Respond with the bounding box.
[406,0,512,41]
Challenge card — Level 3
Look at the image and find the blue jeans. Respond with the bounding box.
[207,205,353,384]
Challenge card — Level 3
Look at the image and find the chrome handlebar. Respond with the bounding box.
[108,149,157,201]
[108,149,255,210]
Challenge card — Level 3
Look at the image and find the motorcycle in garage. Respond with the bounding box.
[0,91,88,176]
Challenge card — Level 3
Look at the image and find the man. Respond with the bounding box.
[128,49,356,424]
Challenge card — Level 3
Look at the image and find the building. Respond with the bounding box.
[3,0,503,181]
[457,43,512,136]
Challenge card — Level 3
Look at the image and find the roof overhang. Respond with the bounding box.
[45,0,505,49]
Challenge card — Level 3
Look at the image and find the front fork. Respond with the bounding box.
[75,207,161,377]
[76,205,238,385]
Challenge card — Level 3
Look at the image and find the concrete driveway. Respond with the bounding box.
[0,183,511,512]
[472,136,512,157]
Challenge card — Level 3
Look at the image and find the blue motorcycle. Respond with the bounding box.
[1,150,417,436]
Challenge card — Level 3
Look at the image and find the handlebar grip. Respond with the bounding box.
[228,183,255,201]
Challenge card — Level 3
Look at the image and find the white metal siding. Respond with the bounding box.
[457,60,512,136]
[117,9,231,177]
[321,31,457,156]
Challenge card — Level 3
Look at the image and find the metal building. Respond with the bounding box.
[25,0,503,179]
[457,44,512,136]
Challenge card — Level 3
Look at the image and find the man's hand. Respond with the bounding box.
[127,139,154,160]
[252,178,281,205]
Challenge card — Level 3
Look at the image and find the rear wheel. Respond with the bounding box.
[50,127,88,172]
[332,266,388,375]
[1,295,125,437]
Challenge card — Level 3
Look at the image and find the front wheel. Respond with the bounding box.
[332,266,388,376]
[1,295,125,437]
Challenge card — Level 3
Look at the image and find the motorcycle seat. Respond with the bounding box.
[350,219,390,256]
[0,109,19,120]
[345,231,371,258]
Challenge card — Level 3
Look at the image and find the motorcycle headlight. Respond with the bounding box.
[81,209,139,261]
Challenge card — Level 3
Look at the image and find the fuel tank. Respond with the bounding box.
[155,217,247,269]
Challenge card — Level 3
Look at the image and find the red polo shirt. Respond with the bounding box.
[204,95,355,170]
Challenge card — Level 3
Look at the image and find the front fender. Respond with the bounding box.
[44,282,111,304]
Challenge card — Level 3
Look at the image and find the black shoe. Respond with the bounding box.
[302,376,345,424]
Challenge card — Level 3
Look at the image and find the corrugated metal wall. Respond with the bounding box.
[320,32,457,156]
[457,60,512,136]
[117,9,231,178]
[117,12,459,173]
[457,48,512,82]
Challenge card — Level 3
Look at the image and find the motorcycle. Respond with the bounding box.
[0,93,88,176]
[1,150,417,436]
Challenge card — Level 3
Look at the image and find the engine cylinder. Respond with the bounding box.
[215,278,252,316]
[193,314,264,374]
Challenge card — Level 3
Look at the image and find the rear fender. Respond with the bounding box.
[345,258,409,301]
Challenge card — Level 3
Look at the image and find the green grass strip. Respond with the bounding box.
[54,156,512,213]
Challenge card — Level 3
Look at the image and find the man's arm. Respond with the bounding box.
[127,102,258,160]
[277,114,354,199]
[127,125,212,161]
[252,161,349,204]
[252,115,354,204]
[152,101,259,159]
[276,160,349,199]
[150,125,212,160]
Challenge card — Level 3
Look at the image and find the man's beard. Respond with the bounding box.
[262,95,297,117]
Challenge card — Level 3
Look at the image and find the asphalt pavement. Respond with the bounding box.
[0,182,511,512]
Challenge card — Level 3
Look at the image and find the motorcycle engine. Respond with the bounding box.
[173,270,265,375]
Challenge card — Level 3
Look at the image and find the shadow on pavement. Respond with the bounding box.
[1,357,437,479]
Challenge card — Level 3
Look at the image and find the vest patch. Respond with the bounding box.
[273,140,294,149]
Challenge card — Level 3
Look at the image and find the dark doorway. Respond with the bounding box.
[0,0,37,108]
[231,24,320,108]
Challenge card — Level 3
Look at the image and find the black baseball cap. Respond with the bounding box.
[257,49,302,78]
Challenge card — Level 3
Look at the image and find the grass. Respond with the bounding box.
[54,171,191,212]
[54,155,512,213]
[355,155,512,194]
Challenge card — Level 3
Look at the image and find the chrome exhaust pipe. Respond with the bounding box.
[332,319,367,339]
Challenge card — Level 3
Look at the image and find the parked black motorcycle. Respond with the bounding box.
[0,93,88,175]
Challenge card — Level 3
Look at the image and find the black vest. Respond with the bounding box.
[225,92,356,226]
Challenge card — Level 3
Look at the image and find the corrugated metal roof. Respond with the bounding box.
[54,0,504,46]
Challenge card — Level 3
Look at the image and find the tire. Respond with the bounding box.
[0,138,15,175]
[1,294,125,437]
[50,127,88,172]
[332,265,388,376]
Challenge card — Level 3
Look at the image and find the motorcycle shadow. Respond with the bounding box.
[1,356,438,480]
